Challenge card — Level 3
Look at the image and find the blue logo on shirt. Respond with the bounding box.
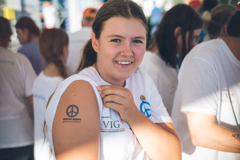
[140,101,151,118]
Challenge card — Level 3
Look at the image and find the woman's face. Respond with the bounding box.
[16,28,29,45]
[186,28,202,50]
[92,17,147,86]
[177,28,202,54]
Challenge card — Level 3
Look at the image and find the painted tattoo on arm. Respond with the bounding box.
[63,105,81,123]
[232,133,240,142]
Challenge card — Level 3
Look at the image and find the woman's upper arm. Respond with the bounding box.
[52,80,100,160]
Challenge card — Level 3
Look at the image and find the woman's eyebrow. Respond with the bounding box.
[107,34,125,38]
[133,36,145,40]
[107,34,145,40]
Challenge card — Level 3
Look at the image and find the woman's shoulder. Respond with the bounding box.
[18,41,39,52]
[53,67,99,97]
[184,39,225,64]
[45,70,99,115]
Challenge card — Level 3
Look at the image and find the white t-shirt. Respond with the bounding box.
[0,47,36,148]
[171,39,240,160]
[46,66,172,160]
[33,72,63,160]
[140,51,178,115]
[66,27,92,74]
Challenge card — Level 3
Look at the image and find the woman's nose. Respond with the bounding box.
[121,42,133,57]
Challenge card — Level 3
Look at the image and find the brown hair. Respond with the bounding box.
[202,4,237,39]
[39,28,69,78]
[15,16,41,42]
[0,16,12,47]
[227,9,240,37]
[148,4,203,68]
[76,0,148,72]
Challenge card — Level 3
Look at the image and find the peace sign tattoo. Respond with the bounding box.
[66,105,79,117]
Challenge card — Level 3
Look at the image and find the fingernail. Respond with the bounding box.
[96,86,101,90]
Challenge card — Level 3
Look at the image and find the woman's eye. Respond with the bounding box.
[133,40,142,44]
[111,39,120,43]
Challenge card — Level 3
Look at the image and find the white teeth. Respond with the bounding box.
[117,61,131,65]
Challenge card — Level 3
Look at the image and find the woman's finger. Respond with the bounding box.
[97,85,130,98]
[103,94,125,106]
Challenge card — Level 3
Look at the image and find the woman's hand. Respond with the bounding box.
[97,85,140,124]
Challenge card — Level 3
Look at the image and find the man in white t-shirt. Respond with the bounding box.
[0,17,36,160]
[66,7,97,75]
[171,10,240,160]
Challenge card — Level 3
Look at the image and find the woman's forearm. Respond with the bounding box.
[129,110,182,160]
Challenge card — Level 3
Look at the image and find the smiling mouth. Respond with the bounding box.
[116,61,133,65]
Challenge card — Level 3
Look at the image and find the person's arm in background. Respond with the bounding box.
[178,56,240,153]
[187,112,240,152]
[21,54,36,111]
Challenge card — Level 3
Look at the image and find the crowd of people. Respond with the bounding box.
[0,0,239,160]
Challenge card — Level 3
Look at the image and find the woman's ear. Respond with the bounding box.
[174,26,181,38]
[222,23,228,36]
[63,45,69,56]
[91,32,98,53]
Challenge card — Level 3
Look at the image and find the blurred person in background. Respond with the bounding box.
[196,0,219,42]
[188,0,203,14]
[41,1,57,29]
[201,0,219,13]
[33,28,69,160]
[172,6,240,160]
[149,1,162,36]
[140,4,203,115]
[0,16,36,160]
[15,16,43,75]
[200,4,237,42]
[66,7,97,75]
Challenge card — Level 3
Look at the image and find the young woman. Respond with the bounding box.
[45,0,181,159]
[33,28,69,160]
[140,4,203,115]
[15,16,42,75]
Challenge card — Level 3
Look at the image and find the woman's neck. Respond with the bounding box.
[44,63,61,77]
[30,34,39,42]
[93,64,125,87]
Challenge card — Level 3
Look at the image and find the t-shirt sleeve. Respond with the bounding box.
[179,58,218,115]
[148,75,172,123]
[20,54,37,96]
